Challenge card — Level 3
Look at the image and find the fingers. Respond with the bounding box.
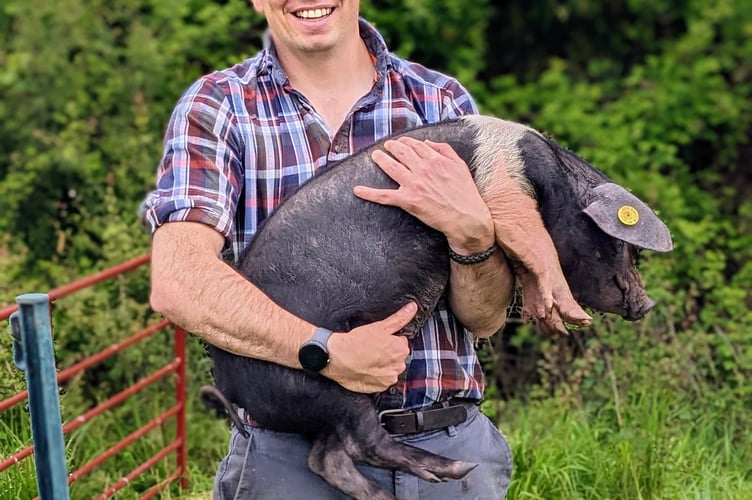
[424,140,463,163]
[325,303,417,393]
[356,137,481,243]
[369,138,458,177]
[371,146,413,182]
[352,183,399,206]
[384,137,459,168]
[378,302,418,335]
[384,137,432,164]
[352,152,403,206]
[352,143,412,206]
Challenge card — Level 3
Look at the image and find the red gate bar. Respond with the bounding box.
[96,441,182,500]
[0,255,151,321]
[0,254,189,497]
[0,319,171,415]
[141,468,184,500]
[66,404,182,486]
[174,327,188,490]
[0,321,176,472]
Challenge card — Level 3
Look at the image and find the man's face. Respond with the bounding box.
[250,1,361,55]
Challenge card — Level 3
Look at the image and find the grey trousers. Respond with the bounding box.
[213,405,512,499]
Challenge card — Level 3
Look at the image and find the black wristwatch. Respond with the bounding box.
[298,327,335,372]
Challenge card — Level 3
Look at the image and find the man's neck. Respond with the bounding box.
[276,36,374,95]
[274,36,376,133]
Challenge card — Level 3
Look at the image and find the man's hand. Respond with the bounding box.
[354,137,495,254]
[323,302,416,393]
[354,136,514,338]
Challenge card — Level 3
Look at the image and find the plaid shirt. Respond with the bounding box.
[142,19,485,410]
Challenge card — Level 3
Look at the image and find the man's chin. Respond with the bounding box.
[293,39,338,55]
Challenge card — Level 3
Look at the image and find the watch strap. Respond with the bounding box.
[308,327,335,348]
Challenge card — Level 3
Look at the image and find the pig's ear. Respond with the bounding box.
[583,183,673,252]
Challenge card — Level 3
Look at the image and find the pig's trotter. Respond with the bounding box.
[371,441,477,483]
[307,413,478,499]
[343,415,478,482]
[308,433,394,500]
[507,237,591,333]
[557,299,592,326]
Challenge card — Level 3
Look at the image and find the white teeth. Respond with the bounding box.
[295,8,332,19]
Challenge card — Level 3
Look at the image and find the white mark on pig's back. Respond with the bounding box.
[461,115,535,197]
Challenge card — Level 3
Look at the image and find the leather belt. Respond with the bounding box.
[236,399,475,436]
[378,399,474,435]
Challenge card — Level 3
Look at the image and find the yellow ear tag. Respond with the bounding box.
[617,205,639,226]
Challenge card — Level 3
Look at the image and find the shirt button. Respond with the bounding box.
[388,386,398,395]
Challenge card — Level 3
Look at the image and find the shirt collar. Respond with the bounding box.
[258,18,392,86]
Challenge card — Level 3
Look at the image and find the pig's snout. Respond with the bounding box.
[614,272,656,321]
[624,297,656,321]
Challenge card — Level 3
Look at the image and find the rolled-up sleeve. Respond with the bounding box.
[141,76,243,238]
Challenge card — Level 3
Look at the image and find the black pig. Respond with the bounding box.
[205,116,673,500]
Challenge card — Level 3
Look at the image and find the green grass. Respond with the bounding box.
[0,334,229,500]
[3,365,750,499]
[502,386,752,499]
[0,392,230,500]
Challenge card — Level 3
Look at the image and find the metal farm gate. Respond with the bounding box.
[0,255,188,499]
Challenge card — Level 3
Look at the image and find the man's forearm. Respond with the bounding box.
[150,222,313,368]
[149,222,416,394]
[447,250,514,338]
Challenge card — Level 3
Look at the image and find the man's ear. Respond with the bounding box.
[250,0,264,14]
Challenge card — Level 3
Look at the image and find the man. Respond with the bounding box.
[142,1,515,498]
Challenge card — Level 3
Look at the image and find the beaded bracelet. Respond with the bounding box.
[448,244,498,265]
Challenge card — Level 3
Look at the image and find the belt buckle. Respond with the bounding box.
[377,407,407,427]
[378,407,418,435]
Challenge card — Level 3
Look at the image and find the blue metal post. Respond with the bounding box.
[10,293,70,500]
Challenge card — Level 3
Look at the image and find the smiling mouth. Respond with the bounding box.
[293,8,334,20]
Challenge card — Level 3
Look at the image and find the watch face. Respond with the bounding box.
[299,343,329,372]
